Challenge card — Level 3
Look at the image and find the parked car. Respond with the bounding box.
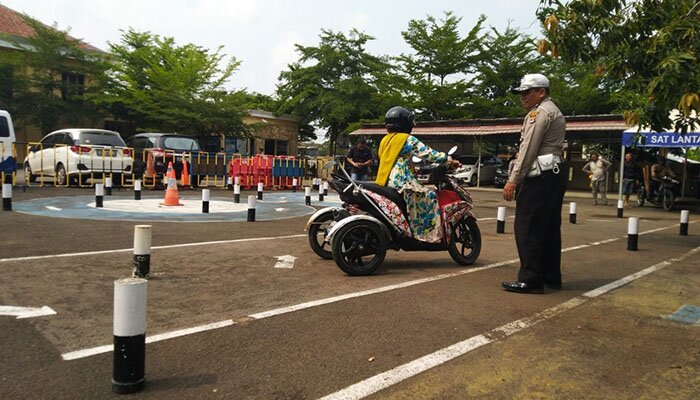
[450,155,503,186]
[24,129,133,186]
[0,110,16,177]
[494,166,509,188]
[125,133,202,184]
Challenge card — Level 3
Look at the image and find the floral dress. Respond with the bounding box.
[386,135,448,243]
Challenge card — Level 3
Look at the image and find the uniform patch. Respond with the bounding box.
[528,110,539,122]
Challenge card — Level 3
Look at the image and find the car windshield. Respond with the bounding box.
[457,156,480,165]
[74,132,126,146]
[163,137,200,152]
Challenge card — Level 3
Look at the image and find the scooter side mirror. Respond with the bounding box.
[448,146,458,156]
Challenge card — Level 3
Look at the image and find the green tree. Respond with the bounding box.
[398,12,486,120]
[276,29,395,154]
[537,0,700,132]
[101,29,249,138]
[0,14,107,133]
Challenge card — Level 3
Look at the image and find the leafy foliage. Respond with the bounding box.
[99,29,249,138]
[537,0,700,131]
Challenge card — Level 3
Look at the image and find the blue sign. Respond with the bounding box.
[622,132,700,147]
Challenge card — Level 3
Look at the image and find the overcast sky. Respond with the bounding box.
[3,0,544,96]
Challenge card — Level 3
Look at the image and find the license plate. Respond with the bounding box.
[96,149,116,157]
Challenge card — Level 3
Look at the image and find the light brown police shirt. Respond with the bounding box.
[509,97,566,184]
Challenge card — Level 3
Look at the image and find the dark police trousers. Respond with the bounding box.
[514,168,567,285]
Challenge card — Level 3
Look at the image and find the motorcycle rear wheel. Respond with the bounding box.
[331,220,386,276]
[636,187,645,207]
[662,189,675,211]
[448,216,481,265]
[308,211,334,259]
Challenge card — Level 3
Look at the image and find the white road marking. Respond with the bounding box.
[0,305,56,319]
[274,255,297,269]
[275,208,287,212]
[319,246,700,400]
[0,234,306,263]
[61,319,235,361]
[45,206,62,211]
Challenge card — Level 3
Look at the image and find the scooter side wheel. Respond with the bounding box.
[331,220,386,276]
[448,216,481,265]
[308,211,334,259]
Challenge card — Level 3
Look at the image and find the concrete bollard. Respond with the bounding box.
[617,200,624,218]
[305,186,311,206]
[569,202,577,224]
[202,189,210,213]
[96,183,104,208]
[105,177,113,196]
[323,181,329,196]
[2,183,11,211]
[134,179,142,201]
[627,217,639,251]
[496,206,506,234]
[234,184,240,203]
[112,277,147,394]
[319,185,324,202]
[312,178,319,191]
[247,195,256,222]
[226,176,233,190]
[132,225,151,278]
[257,182,264,200]
[292,178,298,193]
[680,210,690,236]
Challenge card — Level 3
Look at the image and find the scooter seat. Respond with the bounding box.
[357,181,407,213]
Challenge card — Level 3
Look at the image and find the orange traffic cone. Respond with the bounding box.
[162,162,183,206]
[180,157,190,187]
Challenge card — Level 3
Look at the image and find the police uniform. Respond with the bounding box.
[508,97,567,289]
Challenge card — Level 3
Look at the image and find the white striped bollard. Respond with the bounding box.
[105,176,113,196]
[133,225,151,278]
[496,206,506,234]
[2,183,11,211]
[112,277,147,394]
[617,200,624,218]
[202,189,210,213]
[247,195,256,222]
[234,176,240,186]
[257,182,264,200]
[234,183,240,203]
[305,186,311,206]
[312,178,319,191]
[680,210,690,236]
[96,183,104,208]
[569,202,577,224]
[627,217,639,251]
[323,181,328,196]
[318,184,324,202]
[292,178,298,193]
[134,179,142,200]
[226,176,233,190]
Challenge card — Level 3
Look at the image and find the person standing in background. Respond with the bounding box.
[582,153,612,205]
[346,138,374,181]
[621,152,641,207]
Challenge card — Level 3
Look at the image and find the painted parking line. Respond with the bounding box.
[318,245,700,400]
[0,234,306,263]
[52,220,694,361]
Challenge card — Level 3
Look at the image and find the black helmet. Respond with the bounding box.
[385,106,415,134]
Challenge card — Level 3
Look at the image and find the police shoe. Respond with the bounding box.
[544,281,562,290]
[501,281,544,294]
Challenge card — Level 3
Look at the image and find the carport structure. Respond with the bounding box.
[350,114,629,190]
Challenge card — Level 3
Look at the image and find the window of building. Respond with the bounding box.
[61,72,85,100]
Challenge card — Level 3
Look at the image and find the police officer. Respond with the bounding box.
[502,73,567,294]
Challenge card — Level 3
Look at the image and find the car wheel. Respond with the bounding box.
[468,174,477,187]
[55,164,68,186]
[24,162,36,183]
[448,216,481,265]
[331,220,386,276]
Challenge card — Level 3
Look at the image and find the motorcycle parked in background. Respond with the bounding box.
[637,176,680,211]
[305,147,482,276]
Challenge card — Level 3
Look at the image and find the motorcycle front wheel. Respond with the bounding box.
[662,189,675,211]
[331,220,386,276]
[308,211,334,259]
[636,187,645,207]
[448,216,481,265]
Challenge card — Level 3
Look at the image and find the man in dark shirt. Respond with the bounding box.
[346,138,373,181]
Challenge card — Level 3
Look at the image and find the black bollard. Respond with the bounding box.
[96,183,104,208]
[2,183,11,211]
[202,189,210,214]
[627,217,639,251]
[680,210,689,236]
[496,206,506,234]
[134,179,142,201]
[247,195,256,222]
[112,278,147,394]
[305,186,311,206]
[569,202,577,224]
[617,200,624,218]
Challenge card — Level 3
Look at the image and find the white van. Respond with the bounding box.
[0,110,16,177]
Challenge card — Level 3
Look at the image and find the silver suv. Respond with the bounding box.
[24,129,133,186]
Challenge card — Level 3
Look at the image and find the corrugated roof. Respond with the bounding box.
[0,4,103,53]
[350,115,629,136]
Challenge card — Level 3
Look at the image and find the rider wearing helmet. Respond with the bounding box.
[376,106,460,243]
